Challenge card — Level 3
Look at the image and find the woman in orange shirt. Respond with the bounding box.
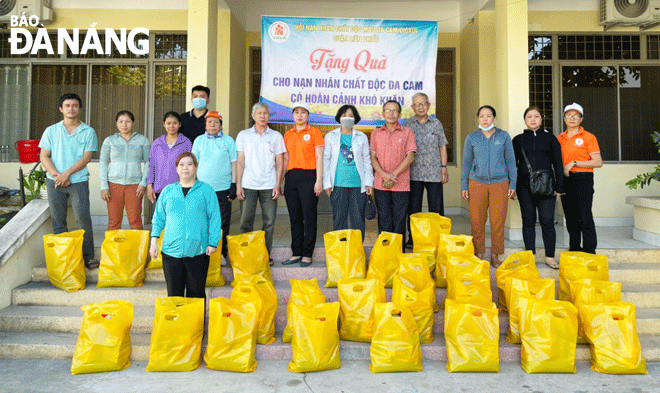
[558,103,603,254]
[281,103,324,267]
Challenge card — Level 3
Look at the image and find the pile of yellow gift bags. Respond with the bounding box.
[519,298,578,373]
[392,278,435,344]
[435,234,474,287]
[570,279,621,343]
[581,302,647,374]
[366,232,402,288]
[98,230,150,287]
[495,251,539,311]
[444,299,499,372]
[71,300,133,374]
[324,229,366,287]
[338,278,385,342]
[369,303,423,373]
[204,297,258,372]
[283,278,325,343]
[289,303,341,373]
[227,231,273,286]
[231,276,277,345]
[396,253,438,312]
[146,297,205,372]
[43,230,86,292]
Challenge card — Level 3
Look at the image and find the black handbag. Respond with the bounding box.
[521,148,554,196]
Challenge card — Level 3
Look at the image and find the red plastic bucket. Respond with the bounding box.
[14,140,41,163]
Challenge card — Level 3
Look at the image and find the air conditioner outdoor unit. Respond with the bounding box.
[0,0,53,25]
[600,0,660,28]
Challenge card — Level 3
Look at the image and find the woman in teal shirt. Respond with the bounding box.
[149,152,221,298]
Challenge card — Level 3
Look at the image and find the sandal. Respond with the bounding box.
[85,260,100,269]
[545,257,559,270]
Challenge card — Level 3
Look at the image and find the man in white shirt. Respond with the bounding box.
[236,102,286,261]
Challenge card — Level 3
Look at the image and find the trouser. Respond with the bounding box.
[468,179,509,255]
[284,169,319,258]
[161,252,209,299]
[407,180,444,244]
[215,189,232,258]
[561,172,597,254]
[240,188,277,255]
[330,186,366,241]
[46,179,95,262]
[517,183,557,258]
[106,182,143,230]
[374,189,409,251]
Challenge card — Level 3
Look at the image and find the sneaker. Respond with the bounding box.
[545,258,559,270]
[85,259,99,269]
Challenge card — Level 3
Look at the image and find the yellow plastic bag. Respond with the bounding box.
[571,279,621,343]
[495,251,539,311]
[447,272,492,306]
[520,298,578,373]
[435,234,474,287]
[396,253,438,312]
[231,275,277,345]
[147,230,164,269]
[338,278,386,342]
[581,302,647,374]
[288,302,341,373]
[71,300,133,374]
[145,297,205,372]
[505,277,555,344]
[392,278,435,344]
[369,302,423,373]
[206,230,225,286]
[283,278,326,343]
[324,229,366,288]
[410,213,451,272]
[204,297,258,372]
[227,231,273,287]
[43,229,86,292]
[366,232,403,287]
[444,299,499,373]
[98,230,150,287]
[445,253,490,308]
[559,252,608,301]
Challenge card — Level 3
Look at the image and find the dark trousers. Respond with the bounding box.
[161,252,210,299]
[407,180,444,244]
[374,189,409,250]
[561,172,597,254]
[45,179,94,262]
[215,190,232,258]
[240,188,277,255]
[517,184,557,258]
[330,186,366,241]
[284,170,319,258]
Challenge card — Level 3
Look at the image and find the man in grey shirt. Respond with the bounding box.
[402,92,449,248]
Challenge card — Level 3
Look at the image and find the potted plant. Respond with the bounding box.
[22,165,47,201]
[626,131,660,190]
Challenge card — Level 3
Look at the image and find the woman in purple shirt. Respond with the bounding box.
[146,112,192,203]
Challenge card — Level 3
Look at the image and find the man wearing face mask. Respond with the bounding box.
[402,92,449,250]
[180,85,211,143]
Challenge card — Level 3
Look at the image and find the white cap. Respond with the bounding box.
[292,102,310,113]
[563,102,583,116]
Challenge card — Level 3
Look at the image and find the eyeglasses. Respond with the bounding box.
[383,109,400,114]
[564,114,582,119]
[411,102,429,108]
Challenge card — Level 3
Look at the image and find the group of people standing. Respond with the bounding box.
[39,87,600,298]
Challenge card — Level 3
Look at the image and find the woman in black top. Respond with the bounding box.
[512,106,564,269]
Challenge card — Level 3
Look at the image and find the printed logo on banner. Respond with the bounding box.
[269,21,291,43]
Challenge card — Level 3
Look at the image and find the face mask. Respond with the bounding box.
[478,123,495,132]
[192,97,207,110]
[340,117,355,129]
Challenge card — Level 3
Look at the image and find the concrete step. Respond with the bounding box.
[1,331,658,362]
[12,282,170,307]
[32,261,660,286]
[503,248,660,265]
